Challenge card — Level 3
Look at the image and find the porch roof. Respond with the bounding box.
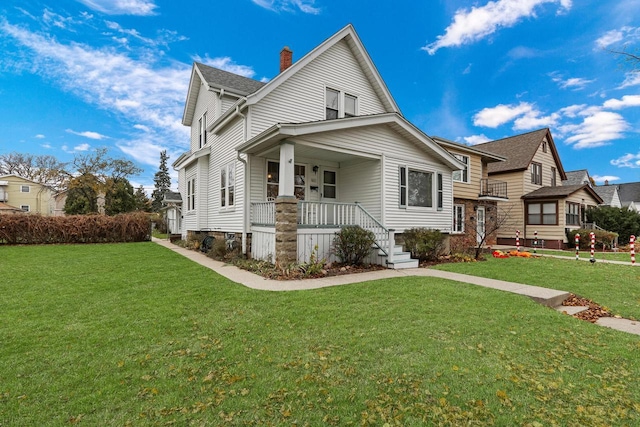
[521,184,603,204]
[236,113,465,171]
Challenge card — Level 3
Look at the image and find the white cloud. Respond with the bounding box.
[473,102,534,128]
[66,129,108,140]
[75,143,91,151]
[35,134,45,139]
[252,0,321,14]
[559,111,629,149]
[591,175,620,184]
[611,153,640,169]
[514,111,559,130]
[193,55,257,78]
[133,124,150,132]
[75,0,158,16]
[423,0,572,55]
[603,95,640,109]
[595,26,640,49]
[618,71,640,89]
[464,134,491,145]
[549,72,594,90]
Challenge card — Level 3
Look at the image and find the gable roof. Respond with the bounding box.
[521,183,603,203]
[593,185,618,206]
[617,182,640,203]
[182,63,266,126]
[563,169,591,186]
[431,136,506,163]
[237,112,464,171]
[474,128,566,179]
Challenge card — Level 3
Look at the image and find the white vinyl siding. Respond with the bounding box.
[249,39,388,138]
[339,158,381,220]
[190,84,218,152]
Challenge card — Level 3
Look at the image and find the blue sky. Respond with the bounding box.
[1,0,639,191]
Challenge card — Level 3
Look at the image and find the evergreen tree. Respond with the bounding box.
[134,185,152,212]
[151,150,171,212]
[104,177,136,215]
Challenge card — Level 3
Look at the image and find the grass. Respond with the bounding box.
[434,255,640,320]
[532,248,635,263]
[1,243,639,426]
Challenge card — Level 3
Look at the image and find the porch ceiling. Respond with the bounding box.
[257,143,368,163]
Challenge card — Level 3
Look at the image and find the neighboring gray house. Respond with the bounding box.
[173,24,464,268]
[563,170,621,208]
[617,182,640,213]
[162,191,183,235]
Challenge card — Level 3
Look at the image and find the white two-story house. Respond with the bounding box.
[174,24,464,268]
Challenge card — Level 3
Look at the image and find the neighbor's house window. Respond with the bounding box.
[527,201,557,225]
[453,204,465,233]
[187,177,196,211]
[399,166,433,208]
[542,140,547,153]
[531,162,542,185]
[21,205,30,212]
[566,202,580,225]
[325,87,357,119]
[199,112,207,148]
[21,185,30,193]
[266,161,306,200]
[551,167,557,187]
[437,173,444,211]
[452,154,469,183]
[220,162,235,207]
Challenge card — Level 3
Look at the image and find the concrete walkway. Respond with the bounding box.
[152,238,640,336]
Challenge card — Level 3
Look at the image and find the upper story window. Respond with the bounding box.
[531,162,542,185]
[199,112,207,148]
[452,154,469,183]
[399,166,433,208]
[551,167,557,187]
[21,185,30,193]
[325,87,357,120]
[542,140,547,153]
[187,177,196,211]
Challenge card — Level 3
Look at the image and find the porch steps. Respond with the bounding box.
[378,245,419,269]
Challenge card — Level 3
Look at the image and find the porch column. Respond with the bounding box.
[275,196,298,266]
[278,141,295,197]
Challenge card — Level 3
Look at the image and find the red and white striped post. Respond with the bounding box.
[575,233,580,260]
[516,230,520,252]
[534,230,538,254]
[590,232,595,264]
[631,235,636,265]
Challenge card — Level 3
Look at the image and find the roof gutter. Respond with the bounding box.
[209,99,247,134]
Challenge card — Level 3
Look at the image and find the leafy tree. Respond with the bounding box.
[151,150,171,212]
[0,152,69,192]
[586,206,640,245]
[134,185,152,212]
[104,177,136,215]
[64,173,99,215]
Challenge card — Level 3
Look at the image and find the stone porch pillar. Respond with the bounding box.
[275,196,298,266]
[275,141,297,266]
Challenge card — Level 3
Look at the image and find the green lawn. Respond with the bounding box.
[1,243,639,426]
[434,255,640,320]
[534,248,635,263]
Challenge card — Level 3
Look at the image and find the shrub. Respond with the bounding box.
[403,228,446,261]
[566,228,619,250]
[332,226,375,265]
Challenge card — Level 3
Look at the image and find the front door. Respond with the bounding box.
[476,206,485,245]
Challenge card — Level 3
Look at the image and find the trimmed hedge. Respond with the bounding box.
[0,212,151,245]
[566,228,619,250]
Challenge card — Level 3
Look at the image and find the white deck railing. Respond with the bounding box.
[250,200,395,262]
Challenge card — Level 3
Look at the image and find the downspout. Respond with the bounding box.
[236,107,249,256]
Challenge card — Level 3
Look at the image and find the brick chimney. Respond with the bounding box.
[605,180,609,186]
[280,46,292,73]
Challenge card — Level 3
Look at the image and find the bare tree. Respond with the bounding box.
[0,152,69,192]
[454,204,513,260]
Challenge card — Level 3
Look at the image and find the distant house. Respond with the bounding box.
[162,191,182,235]
[0,174,54,215]
[432,136,508,249]
[563,170,621,208]
[174,24,464,268]
[474,129,602,249]
[617,183,640,213]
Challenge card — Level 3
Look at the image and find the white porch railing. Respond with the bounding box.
[250,201,396,262]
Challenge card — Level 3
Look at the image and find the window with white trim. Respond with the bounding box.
[453,204,465,233]
[21,205,30,212]
[21,185,30,193]
[187,177,196,211]
[266,161,306,200]
[220,162,235,207]
[325,87,357,119]
[399,166,433,208]
[452,154,469,183]
[199,112,207,148]
[531,162,542,185]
